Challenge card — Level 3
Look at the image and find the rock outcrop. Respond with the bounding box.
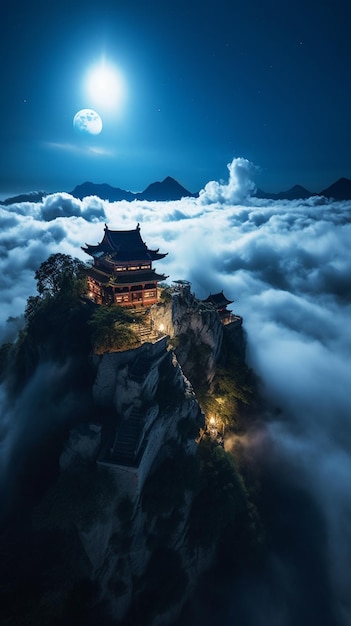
[29,288,251,626]
[149,286,223,384]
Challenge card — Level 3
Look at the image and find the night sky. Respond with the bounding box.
[1,3,351,619]
[1,0,351,197]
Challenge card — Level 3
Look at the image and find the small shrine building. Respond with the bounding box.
[202,291,234,325]
[82,224,167,307]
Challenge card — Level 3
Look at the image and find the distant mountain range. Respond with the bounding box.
[256,177,351,201]
[2,176,351,205]
[70,176,196,202]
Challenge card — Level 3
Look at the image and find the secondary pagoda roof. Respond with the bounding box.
[203,291,234,309]
[87,266,167,286]
[82,223,167,262]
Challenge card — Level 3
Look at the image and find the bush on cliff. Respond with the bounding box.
[186,436,249,549]
[88,305,138,353]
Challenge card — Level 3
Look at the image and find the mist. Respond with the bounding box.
[1,158,351,624]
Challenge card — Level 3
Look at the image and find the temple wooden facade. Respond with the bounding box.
[82,224,167,307]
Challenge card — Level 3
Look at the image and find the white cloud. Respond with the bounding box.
[199,157,257,204]
[1,163,351,621]
[43,141,115,157]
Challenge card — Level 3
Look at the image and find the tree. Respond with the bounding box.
[22,255,88,350]
[24,295,43,322]
[34,253,86,298]
[88,305,137,353]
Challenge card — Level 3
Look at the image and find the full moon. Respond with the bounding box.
[73,109,103,135]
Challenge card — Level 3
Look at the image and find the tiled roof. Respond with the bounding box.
[82,224,167,262]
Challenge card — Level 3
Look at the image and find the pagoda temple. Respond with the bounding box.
[202,291,234,325]
[82,224,168,307]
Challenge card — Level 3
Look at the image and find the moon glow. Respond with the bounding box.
[73,109,103,135]
[85,61,125,111]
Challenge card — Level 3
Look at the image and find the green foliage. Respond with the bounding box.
[34,253,86,298]
[197,361,255,428]
[24,294,45,323]
[18,292,93,374]
[167,335,180,350]
[187,436,248,548]
[159,287,172,303]
[88,305,137,353]
[0,342,13,380]
[18,254,92,369]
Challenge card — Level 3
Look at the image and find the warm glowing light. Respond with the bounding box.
[209,416,216,425]
[159,323,165,332]
[85,60,125,112]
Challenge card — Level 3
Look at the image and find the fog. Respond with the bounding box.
[1,158,351,624]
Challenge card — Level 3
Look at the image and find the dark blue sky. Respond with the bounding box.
[1,0,350,196]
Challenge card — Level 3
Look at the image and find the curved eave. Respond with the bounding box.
[203,292,234,307]
[149,251,168,261]
[108,272,168,286]
[82,244,108,257]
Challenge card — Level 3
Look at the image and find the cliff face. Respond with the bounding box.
[24,291,252,626]
[91,336,203,493]
[149,287,223,385]
[32,329,208,624]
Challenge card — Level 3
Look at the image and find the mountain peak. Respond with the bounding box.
[68,177,194,202]
[320,177,351,200]
[138,176,195,201]
[255,184,312,200]
[70,182,135,201]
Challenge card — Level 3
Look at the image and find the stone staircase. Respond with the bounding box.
[111,407,145,466]
[130,310,160,344]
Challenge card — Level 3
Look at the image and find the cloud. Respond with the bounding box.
[199,157,257,204]
[40,192,106,222]
[0,163,351,623]
[44,141,115,157]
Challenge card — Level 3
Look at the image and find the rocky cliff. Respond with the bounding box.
[1,288,256,626]
[30,334,207,624]
[149,286,224,385]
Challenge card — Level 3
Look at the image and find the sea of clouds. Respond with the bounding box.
[1,158,351,624]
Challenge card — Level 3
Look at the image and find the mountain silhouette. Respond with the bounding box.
[70,182,135,201]
[256,178,351,200]
[255,184,312,200]
[319,177,351,200]
[69,177,195,202]
[2,176,351,205]
[136,176,196,201]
